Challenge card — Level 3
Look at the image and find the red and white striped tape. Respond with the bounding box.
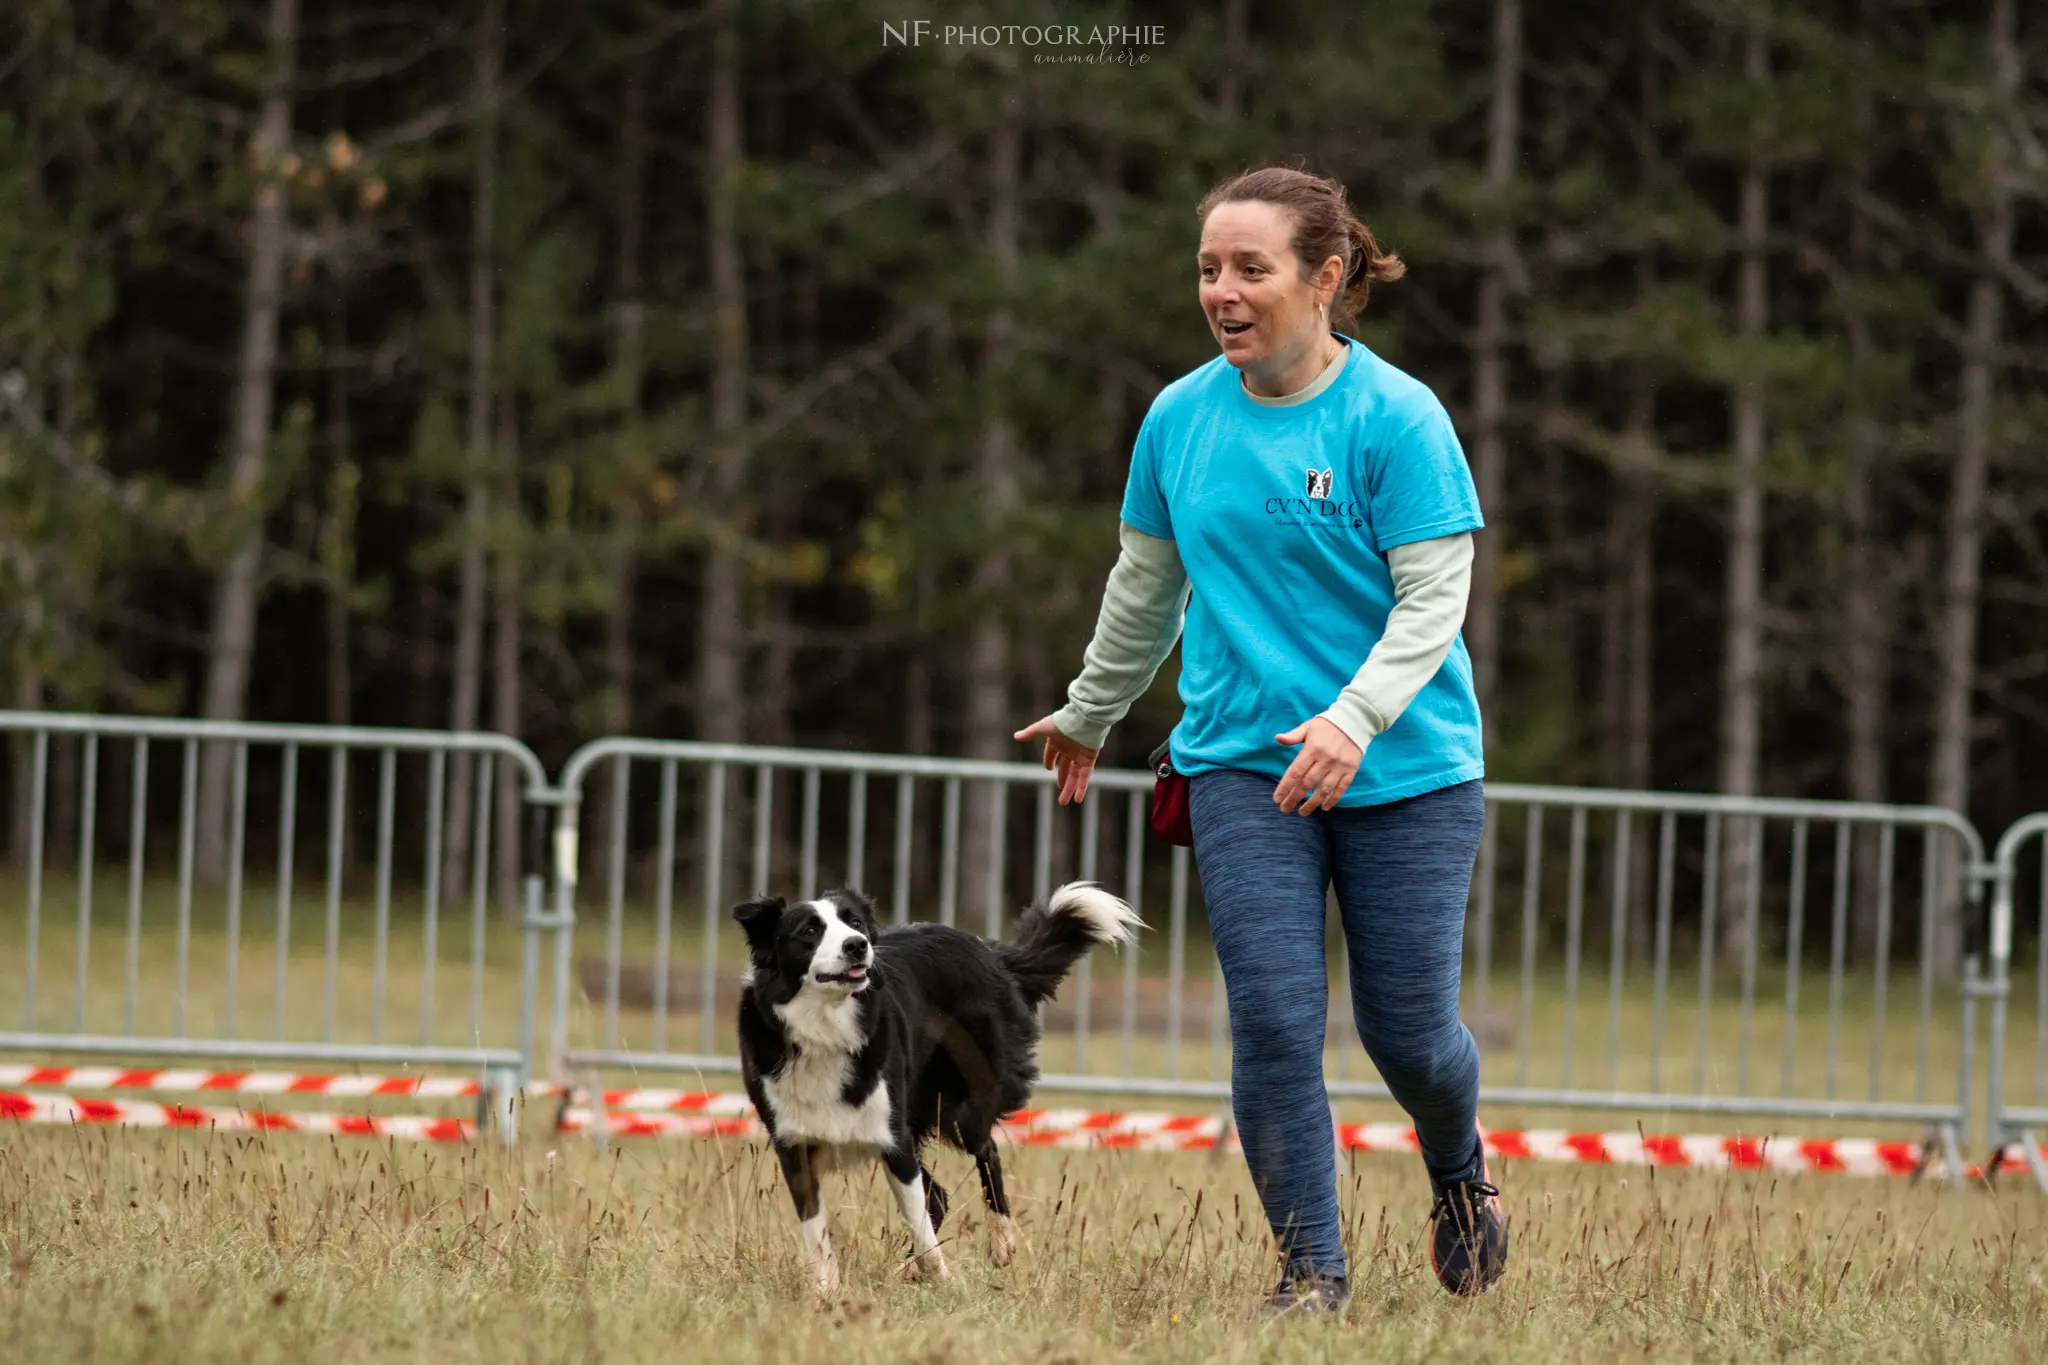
[558,1094,2044,1179]
[0,1065,558,1100]
[0,1090,474,1142]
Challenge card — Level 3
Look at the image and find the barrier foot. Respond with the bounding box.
[1937,1123,1965,1189]
[2023,1130,2048,1195]
[578,1065,610,1152]
[482,1067,519,1146]
[1208,1110,1236,1165]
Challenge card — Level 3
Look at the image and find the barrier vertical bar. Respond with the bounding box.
[548,801,580,1080]
[1915,829,1938,1104]
[2037,830,2046,1113]
[1033,783,1053,906]
[800,767,821,901]
[275,743,297,1040]
[939,777,960,928]
[1781,820,1808,1097]
[175,737,196,1038]
[1123,788,1144,1080]
[1516,806,1542,1088]
[1168,843,1188,1080]
[1693,814,1720,1094]
[124,739,147,1037]
[1474,803,1497,1027]
[752,765,774,901]
[74,734,97,1035]
[1560,806,1587,1089]
[1075,788,1100,1074]
[892,776,913,927]
[421,750,446,1048]
[324,748,346,1042]
[517,802,545,1087]
[605,758,629,1050]
[372,748,395,1043]
[23,731,46,1032]
[468,753,493,1048]
[652,759,677,1053]
[984,782,1008,939]
[1739,816,1763,1096]
[1826,820,1849,1099]
[224,742,249,1038]
[1650,811,1675,1092]
[701,763,726,1056]
[1869,822,1895,1102]
[1607,809,1630,1092]
[847,772,867,893]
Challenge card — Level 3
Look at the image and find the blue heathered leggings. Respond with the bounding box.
[1189,769,1486,1282]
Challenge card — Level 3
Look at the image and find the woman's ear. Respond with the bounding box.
[732,895,786,952]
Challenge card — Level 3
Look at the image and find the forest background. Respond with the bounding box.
[1,0,2043,972]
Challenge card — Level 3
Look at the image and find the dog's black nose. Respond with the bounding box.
[845,935,869,960]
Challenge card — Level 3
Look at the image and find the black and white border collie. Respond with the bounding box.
[734,881,1142,1292]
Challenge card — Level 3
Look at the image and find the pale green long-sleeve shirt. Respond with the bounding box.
[1050,526,1474,757]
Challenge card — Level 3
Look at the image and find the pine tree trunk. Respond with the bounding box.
[10,662,42,863]
[324,293,355,736]
[591,53,647,870]
[197,0,297,883]
[1843,0,1891,961]
[697,0,749,747]
[444,0,502,902]
[492,396,522,917]
[1717,8,1769,965]
[962,92,1024,923]
[1612,3,1661,957]
[1928,0,2014,977]
[1218,0,1248,119]
[1467,0,1521,734]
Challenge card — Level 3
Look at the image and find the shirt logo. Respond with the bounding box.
[1305,467,1334,498]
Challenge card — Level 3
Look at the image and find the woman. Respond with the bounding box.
[1015,167,1505,1314]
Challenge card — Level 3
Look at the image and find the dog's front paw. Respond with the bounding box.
[811,1256,841,1298]
[987,1214,1019,1268]
[899,1247,951,1283]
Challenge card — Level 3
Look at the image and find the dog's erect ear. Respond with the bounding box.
[732,895,786,951]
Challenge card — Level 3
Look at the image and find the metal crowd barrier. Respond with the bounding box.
[542,740,1991,1180]
[3,712,2036,1185]
[0,711,555,1123]
[1988,812,2048,1190]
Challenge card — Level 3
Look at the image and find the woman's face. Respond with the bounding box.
[1197,201,1338,375]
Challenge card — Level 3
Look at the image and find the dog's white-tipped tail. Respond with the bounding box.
[1047,881,1144,947]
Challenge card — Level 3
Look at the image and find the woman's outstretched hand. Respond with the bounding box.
[1013,716,1101,805]
[1273,717,1363,815]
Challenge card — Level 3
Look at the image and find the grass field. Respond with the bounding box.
[3,869,2047,1361]
[2,1122,2044,1364]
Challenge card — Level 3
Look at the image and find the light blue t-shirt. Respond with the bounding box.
[1121,336,1486,806]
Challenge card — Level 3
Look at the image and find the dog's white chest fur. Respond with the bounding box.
[762,988,893,1149]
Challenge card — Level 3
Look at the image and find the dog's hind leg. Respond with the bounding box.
[882,1148,950,1282]
[922,1165,950,1233]
[776,1142,838,1296]
[974,1139,1020,1267]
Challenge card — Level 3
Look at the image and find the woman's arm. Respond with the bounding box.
[1050,522,1192,749]
[1319,532,1474,753]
